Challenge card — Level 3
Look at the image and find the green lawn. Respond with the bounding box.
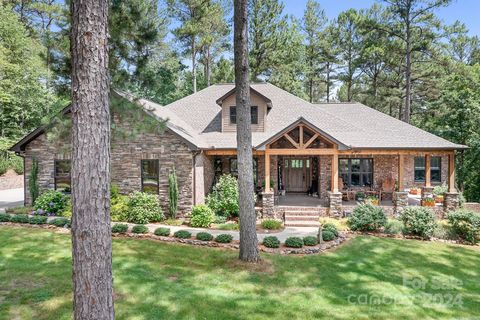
[0,227,479,320]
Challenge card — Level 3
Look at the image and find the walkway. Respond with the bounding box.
[0,188,24,212]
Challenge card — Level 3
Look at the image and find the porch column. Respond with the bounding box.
[265,152,271,192]
[422,154,434,203]
[398,154,404,191]
[448,152,456,193]
[262,151,275,218]
[328,153,342,216]
[444,152,459,212]
[331,153,339,192]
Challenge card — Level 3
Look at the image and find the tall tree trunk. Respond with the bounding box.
[206,46,211,87]
[192,39,197,93]
[403,14,412,123]
[326,62,330,102]
[70,0,114,318]
[234,0,259,262]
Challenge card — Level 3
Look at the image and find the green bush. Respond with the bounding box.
[215,233,233,243]
[303,236,319,246]
[216,223,239,230]
[110,186,128,222]
[447,210,480,244]
[214,215,228,224]
[111,223,128,233]
[433,185,448,197]
[49,217,71,228]
[29,216,47,225]
[322,223,338,237]
[163,218,183,226]
[262,236,280,248]
[154,227,171,236]
[131,225,149,234]
[196,232,214,241]
[400,207,437,239]
[384,219,404,235]
[206,174,240,217]
[348,204,387,232]
[33,190,68,216]
[190,204,215,228]
[433,222,457,240]
[10,214,30,224]
[6,206,32,215]
[261,219,282,230]
[174,230,192,239]
[0,213,10,222]
[285,237,303,248]
[0,137,23,175]
[124,191,164,224]
[322,230,335,241]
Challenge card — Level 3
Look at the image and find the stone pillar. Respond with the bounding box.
[421,186,434,203]
[261,191,275,219]
[444,192,460,213]
[194,154,206,205]
[328,191,342,216]
[393,191,408,216]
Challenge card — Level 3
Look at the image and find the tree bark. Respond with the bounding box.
[70,0,114,318]
[234,0,259,262]
[403,4,412,123]
[192,38,197,93]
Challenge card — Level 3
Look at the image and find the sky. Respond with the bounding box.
[282,0,480,36]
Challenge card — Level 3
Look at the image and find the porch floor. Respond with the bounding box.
[277,194,326,207]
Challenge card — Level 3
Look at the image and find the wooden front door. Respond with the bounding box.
[285,158,309,192]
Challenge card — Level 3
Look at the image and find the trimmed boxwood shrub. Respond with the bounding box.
[215,233,233,243]
[322,230,335,241]
[384,219,404,235]
[49,217,71,228]
[131,224,149,234]
[262,236,280,248]
[261,219,282,230]
[196,232,214,241]
[447,210,480,244]
[285,236,303,248]
[322,223,338,237]
[33,190,68,216]
[190,204,215,228]
[0,213,11,222]
[28,216,47,225]
[174,230,192,239]
[10,214,30,224]
[400,207,437,239]
[303,236,319,246]
[124,191,164,224]
[348,204,387,232]
[154,227,171,236]
[111,223,128,233]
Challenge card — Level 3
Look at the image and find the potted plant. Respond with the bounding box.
[366,195,379,206]
[355,191,366,202]
[422,197,435,207]
[409,188,418,195]
[433,185,447,204]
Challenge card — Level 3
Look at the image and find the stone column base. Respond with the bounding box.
[421,186,434,205]
[393,191,408,217]
[444,192,460,213]
[261,191,275,219]
[328,192,343,216]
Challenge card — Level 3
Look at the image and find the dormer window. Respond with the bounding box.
[251,106,258,124]
[230,106,236,124]
[229,106,258,125]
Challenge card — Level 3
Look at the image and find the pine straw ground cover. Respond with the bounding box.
[0,226,479,320]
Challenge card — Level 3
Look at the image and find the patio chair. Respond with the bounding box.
[379,177,395,201]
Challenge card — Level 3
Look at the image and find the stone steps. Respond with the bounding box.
[281,206,321,227]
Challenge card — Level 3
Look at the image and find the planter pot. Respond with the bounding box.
[435,196,444,204]
[422,201,435,207]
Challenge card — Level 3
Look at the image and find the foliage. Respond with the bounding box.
[214,233,233,243]
[262,236,280,248]
[447,210,480,244]
[28,216,47,225]
[174,230,192,239]
[322,230,336,241]
[433,185,448,197]
[168,168,179,219]
[384,219,404,235]
[322,223,339,237]
[216,223,239,231]
[163,218,183,226]
[33,190,68,216]
[48,217,71,228]
[28,157,39,203]
[6,206,32,215]
[213,215,227,224]
[131,225,149,234]
[0,138,23,175]
[10,214,29,224]
[260,219,282,230]
[196,232,214,241]
[112,223,129,233]
[400,207,437,239]
[154,227,171,237]
[303,236,319,246]
[0,213,10,222]
[348,204,387,232]
[285,237,303,248]
[206,175,240,218]
[190,204,215,228]
[124,191,164,224]
[110,184,128,222]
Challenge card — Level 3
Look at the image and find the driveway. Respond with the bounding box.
[0,188,24,212]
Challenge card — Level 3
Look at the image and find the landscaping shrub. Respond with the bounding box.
[303,236,319,246]
[322,230,336,242]
[322,223,338,237]
[400,207,437,239]
[348,204,387,232]
[49,217,71,228]
[285,237,303,248]
[384,219,404,235]
[190,204,215,228]
[262,236,280,248]
[163,218,183,226]
[0,213,10,222]
[261,219,282,230]
[433,221,456,240]
[10,214,30,224]
[110,185,128,222]
[215,233,233,243]
[433,185,448,197]
[33,190,68,216]
[216,222,239,230]
[154,227,171,236]
[447,210,480,244]
[206,174,243,217]
[174,230,192,239]
[124,191,164,224]
[214,215,227,224]
[6,206,32,215]
[28,216,47,225]
[196,232,214,241]
[131,225,149,234]
[111,223,128,233]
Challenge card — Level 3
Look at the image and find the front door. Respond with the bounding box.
[285,158,309,192]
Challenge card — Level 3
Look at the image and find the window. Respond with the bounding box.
[229,157,258,185]
[230,106,236,124]
[54,160,71,193]
[229,106,259,124]
[214,157,223,183]
[141,159,159,194]
[414,156,441,183]
[251,106,258,124]
[339,158,373,187]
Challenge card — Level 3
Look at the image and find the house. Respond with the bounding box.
[10,83,467,220]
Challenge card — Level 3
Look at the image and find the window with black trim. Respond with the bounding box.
[229,157,258,185]
[141,159,159,194]
[339,158,373,187]
[229,106,259,124]
[251,106,258,124]
[414,156,441,182]
[230,106,236,124]
[214,157,223,183]
[54,160,71,193]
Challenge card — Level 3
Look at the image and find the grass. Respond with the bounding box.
[0,226,479,319]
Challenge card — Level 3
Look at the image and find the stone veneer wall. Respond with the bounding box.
[23,115,195,216]
[402,155,449,189]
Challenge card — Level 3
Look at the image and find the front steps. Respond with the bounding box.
[280,206,322,227]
